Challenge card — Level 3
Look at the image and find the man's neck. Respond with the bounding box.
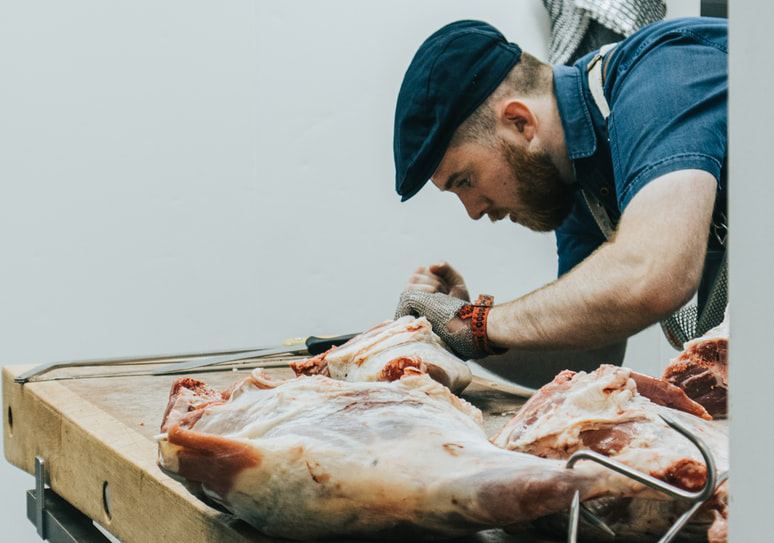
[544,93,575,184]
[537,74,575,184]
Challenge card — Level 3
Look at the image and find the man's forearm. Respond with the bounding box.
[487,242,663,349]
[486,170,716,351]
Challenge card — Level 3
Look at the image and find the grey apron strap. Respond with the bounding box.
[583,42,617,238]
[583,43,728,349]
[586,42,617,118]
[581,189,615,238]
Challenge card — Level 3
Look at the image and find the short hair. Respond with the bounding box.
[450,52,553,147]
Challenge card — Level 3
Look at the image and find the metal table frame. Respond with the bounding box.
[26,457,115,543]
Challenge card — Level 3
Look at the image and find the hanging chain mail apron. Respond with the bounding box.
[542,0,666,64]
[584,43,728,350]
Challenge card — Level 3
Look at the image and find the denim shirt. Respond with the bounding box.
[553,17,728,283]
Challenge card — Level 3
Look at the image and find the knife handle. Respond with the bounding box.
[305,333,358,355]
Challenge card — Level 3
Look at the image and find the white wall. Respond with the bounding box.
[727,0,774,540]
[1,1,704,541]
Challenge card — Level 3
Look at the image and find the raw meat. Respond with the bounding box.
[491,365,729,542]
[290,315,472,393]
[663,311,729,417]
[157,370,646,540]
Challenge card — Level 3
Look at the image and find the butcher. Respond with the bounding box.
[393,17,727,384]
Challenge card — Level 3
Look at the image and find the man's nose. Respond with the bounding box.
[459,194,486,220]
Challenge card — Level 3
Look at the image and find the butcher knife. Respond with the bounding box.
[149,333,358,375]
[15,333,358,383]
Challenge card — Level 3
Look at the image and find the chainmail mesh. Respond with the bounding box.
[696,256,728,337]
[542,0,666,64]
[395,291,480,359]
[576,0,666,37]
[660,256,728,350]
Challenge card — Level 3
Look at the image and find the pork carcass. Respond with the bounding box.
[491,365,729,542]
[158,370,649,540]
[663,311,729,418]
[290,315,472,393]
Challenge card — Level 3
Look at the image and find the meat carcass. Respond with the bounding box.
[491,365,729,542]
[290,315,472,393]
[663,310,729,417]
[157,370,648,540]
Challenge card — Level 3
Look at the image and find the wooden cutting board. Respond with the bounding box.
[2,361,554,543]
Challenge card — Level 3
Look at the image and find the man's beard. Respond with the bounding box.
[495,139,576,232]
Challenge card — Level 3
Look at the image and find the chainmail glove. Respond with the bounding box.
[395,290,502,360]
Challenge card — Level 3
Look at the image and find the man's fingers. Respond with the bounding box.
[428,260,452,277]
[429,261,464,286]
[405,266,445,293]
[405,281,440,293]
[404,262,469,300]
[428,261,470,301]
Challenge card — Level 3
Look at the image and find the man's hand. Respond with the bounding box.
[404,261,470,301]
[395,290,489,360]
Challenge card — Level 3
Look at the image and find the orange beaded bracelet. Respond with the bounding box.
[456,294,502,355]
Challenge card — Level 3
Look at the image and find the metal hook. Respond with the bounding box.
[578,504,616,538]
[564,413,721,542]
[567,492,616,543]
[567,491,580,543]
[566,414,716,502]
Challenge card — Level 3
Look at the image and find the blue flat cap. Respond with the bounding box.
[393,20,522,201]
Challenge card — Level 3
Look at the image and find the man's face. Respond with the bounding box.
[431,137,575,232]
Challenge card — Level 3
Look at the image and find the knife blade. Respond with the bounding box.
[13,346,261,384]
[15,333,358,383]
[19,358,297,382]
[149,333,358,375]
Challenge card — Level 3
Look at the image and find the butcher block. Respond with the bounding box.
[2,361,556,543]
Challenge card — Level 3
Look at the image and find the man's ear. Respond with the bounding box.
[500,100,536,141]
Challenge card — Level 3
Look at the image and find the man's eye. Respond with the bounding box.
[457,178,471,188]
